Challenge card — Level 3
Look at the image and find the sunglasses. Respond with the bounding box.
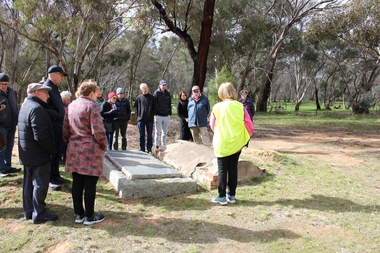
[193,90,200,93]
[112,97,117,99]
[119,92,124,94]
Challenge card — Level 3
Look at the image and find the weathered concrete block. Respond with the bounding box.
[103,150,197,200]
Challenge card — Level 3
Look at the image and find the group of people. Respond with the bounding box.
[1,67,108,225]
[2,64,256,225]
[99,88,131,151]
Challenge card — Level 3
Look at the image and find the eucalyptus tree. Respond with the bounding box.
[254,0,339,112]
[306,0,380,113]
[149,0,216,92]
[0,0,135,94]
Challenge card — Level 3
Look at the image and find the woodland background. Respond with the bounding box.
[0,0,379,113]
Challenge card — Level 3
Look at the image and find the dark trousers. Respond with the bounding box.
[50,125,63,180]
[114,121,128,150]
[217,151,241,197]
[23,162,50,221]
[0,127,16,172]
[71,172,99,218]
[179,119,192,141]
[137,121,153,152]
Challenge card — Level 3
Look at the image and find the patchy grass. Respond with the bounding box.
[0,115,380,252]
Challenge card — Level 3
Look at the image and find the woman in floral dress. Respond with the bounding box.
[63,80,107,225]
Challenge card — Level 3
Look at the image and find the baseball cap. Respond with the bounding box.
[192,85,200,91]
[159,80,167,85]
[48,65,68,76]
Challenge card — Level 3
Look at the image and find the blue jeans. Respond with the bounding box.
[106,132,113,150]
[0,127,16,172]
[137,121,153,152]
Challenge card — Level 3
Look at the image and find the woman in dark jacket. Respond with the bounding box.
[176,91,192,141]
[100,92,118,150]
[238,90,255,120]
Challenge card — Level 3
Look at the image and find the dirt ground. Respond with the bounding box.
[127,120,380,170]
[4,120,380,252]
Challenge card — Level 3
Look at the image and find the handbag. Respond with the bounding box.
[0,132,7,149]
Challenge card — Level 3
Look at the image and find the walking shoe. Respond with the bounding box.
[75,214,85,224]
[49,182,61,191]
[211,196,228,205]
[33,213,58,224]
[226,194,236,204]
[83,214,105,225]
[53,176,70,184]
[0,172,8,178]
[5,167,21,173]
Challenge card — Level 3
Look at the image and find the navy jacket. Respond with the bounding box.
[0,87,18,128]
[114,98,131,122]
[18,96,56,166]
[153,87,172,116]
[45,79,65,126]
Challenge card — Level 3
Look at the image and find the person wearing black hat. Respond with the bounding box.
[0,73,21,176]
[44,66,69,189]
[18,83,58,224]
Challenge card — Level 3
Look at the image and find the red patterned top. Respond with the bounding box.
[63,96,107,176]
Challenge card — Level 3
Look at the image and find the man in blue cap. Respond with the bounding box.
[153,79,172,151]
[44,65,69,189]
[113,87,131,150]
[0,73,20,177]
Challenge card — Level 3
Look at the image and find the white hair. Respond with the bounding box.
[60,90,72,100]
[140,83,148,90]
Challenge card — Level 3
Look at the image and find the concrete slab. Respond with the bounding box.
[103,150,197,200]
[106,150,183,179]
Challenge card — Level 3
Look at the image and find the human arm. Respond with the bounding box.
[31,108,57,156]
[209,112,216,131]
[244,108,254,136]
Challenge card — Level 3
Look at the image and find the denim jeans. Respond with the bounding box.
[137,121,153,152]
[106,132,113,150]
[0,127,16,172]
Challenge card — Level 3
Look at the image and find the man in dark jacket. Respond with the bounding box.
[0,73,20,175]
[114,87,131,150]
[18,83,58,224]
[44,65,69,188]
[133,83,157,153]
[153,80,172,151]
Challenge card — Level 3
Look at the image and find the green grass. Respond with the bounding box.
[1,114,380,252]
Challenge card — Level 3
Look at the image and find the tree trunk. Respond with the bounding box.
[152,0,215,92]
[315,87,321,110]
[237,52,253,92]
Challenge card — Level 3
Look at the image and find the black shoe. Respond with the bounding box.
[33,213,58,224]
[52,176,70,184]
[5,167,21,173]
[49,183,61,191]
[83,214,105,225]
[75,214,85,224]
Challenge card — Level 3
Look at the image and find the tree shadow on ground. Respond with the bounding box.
[0,207,300,245]
[240,194,379,213]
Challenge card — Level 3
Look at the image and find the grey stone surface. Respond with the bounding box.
[106,150,183,179]
[103,150,197,199]
[156,141,266,183]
